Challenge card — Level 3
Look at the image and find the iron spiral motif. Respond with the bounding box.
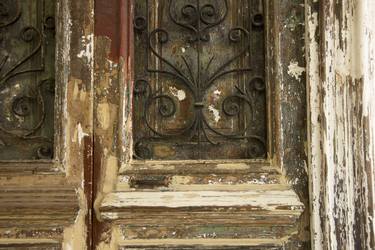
[0,0,55,160]
[134,0,266,160]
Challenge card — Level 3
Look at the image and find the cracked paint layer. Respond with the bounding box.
[306,1,375,249]
[287,61,305,81]
[169,86,186,101]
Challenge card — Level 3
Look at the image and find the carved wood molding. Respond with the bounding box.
[0,240,60,250]
[0,186,79,228]
[99,185,304,240]
[0,161,62,175]
[93,0,309,247]
[121,160,279,175]
[118,239,284,250]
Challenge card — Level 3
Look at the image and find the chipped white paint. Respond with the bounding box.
[76,123,89,146]
[169,86,186,101]
[208,105,221,123]
[287,60,305,81]
[306,9,323,250]
[77,34,94,63]
[213,89,221,100]
[307,1,375,249]
[101,189,303,211]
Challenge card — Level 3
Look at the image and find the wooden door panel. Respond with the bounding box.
[133,0,266,160]
[0,0,310,249]
[0,0,55,160]
[0,0,94,249]
[93,0,309,249]
[120,246,282,250]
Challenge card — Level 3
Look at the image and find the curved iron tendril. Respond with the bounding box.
[0,0,54,158]
[0,0,21,29]
[135,0,266,158]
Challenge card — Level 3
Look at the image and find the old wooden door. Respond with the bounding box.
[93,0,309,249]
[0,0,310,249]
[0,0,91,249]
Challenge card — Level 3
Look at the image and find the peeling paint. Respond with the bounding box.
[306,1,375,249]
[287,61,305,81]
[77,34,94,63]
[77,123,89,146]
[208,105,221,123]
[169,86,186,101]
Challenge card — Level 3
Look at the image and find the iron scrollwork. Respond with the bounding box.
[0,0,55,160]
[134,0,266,160]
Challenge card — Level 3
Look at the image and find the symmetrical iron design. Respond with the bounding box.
[134,0,266,160]
[0,0,56,160]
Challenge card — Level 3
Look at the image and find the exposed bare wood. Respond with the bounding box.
[306,0,375,249]
[0,161,61,175]
[0,240,60,250]
[93,0,309,249]
[0,187,78,228]
[118,238,285,248]
[0,0,95,248]
[121,160,278,175]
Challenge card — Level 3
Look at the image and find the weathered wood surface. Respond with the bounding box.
[1,0,373,249]
[306,0,375,249]
[0,0,95,249]
[93,0,309,249]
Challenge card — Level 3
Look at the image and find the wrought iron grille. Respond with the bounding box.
[133,0,266,160]
[0,0,55,160]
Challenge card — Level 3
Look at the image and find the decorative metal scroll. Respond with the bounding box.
[133,0,266,160]
[0,0,55,160]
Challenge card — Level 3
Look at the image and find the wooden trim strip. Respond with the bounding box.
[119,238,285,247]
[101,189,303,210]
[121,159,277,175]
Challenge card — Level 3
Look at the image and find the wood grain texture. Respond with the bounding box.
[118,238,284,249]
[0,240,60,250]
[0,0,95,248]
[93,0,309,249]
[306,0,375,249]
[0,186,78,228]
[99,187,303,241]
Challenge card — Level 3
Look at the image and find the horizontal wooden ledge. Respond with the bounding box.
[117,184,290,192]
[120,159,278,175]
[0,186,79,228]
[119,238,285,248]
[0,239,60,250]
[101,188,302,209]
[0,160,62,174]
[99,186,304,227]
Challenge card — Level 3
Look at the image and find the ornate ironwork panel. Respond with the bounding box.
[0,0,55,160]
[133,0,266,160]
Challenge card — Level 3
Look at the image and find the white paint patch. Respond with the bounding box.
[181,47,186,53]
[77,34,94,64]
[213,90,221,100]
[169,86,186,101]
[101,190,304,210]
[287,60,305,81]
[77,123,89,146]
[208,105,221,123]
